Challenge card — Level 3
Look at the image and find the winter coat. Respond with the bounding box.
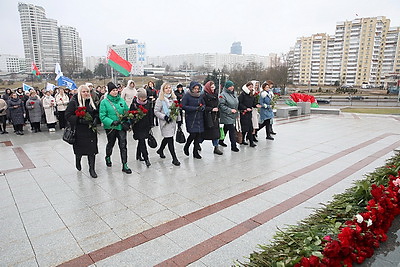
[8,97,25,125]
[130,98,152,140]
[99,94,129,131]
[238,90,257,132]
[65,94,99,156]
[55,93,70,112]
[121,80,137,107]
[219,88,239,125]
[25,96,43,123]
[0,98,7,116]
[202,91,220,140]
[154,96,178,138]
[182,92,205,133]
[42,95,58,124]
[259,90,274,122]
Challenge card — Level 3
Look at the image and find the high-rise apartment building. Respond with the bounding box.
[59,25,83,72]
[18,2,83,73]
[0,54,28,73]
[230,42,242,55]
[108,39,146,75]
[289,16,400,87]
[84,56,107,72]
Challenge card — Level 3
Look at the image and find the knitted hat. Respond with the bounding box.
[189,81,201,91]
[224,80,234,88]
[137,88,147,99]
[107,82,117,93]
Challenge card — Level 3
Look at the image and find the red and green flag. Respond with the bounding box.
[107,48,132,76]
[31,62,41,77]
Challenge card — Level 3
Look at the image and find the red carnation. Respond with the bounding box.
[174,100,179,104]
[30,101,35,105]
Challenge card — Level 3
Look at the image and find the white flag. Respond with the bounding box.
[55,63,63,81]
[46,82,56,91]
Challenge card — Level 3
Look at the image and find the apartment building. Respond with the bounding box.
[59,26,83,72]
[108,39,146,75]
[289,16,400,87]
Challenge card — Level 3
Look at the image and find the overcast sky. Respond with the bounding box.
[1,0,400,59]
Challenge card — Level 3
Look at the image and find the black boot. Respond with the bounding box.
[75,154,82,171]
[122,163,132,174]
[156,148,166,158]
[213,146,223,155]
[105,156,112,167]
[88,155,97,178]
[144,158,151,167]
[193,147,202,159]
[136,148,144,161]
[167,138,180,166]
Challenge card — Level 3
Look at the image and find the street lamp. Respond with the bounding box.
[217,73,222,94]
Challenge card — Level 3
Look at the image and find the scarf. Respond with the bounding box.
[137,99,147,105]
[188,91,200,98]
[162,99,170,116]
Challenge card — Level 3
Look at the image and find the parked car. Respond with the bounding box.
[346,96,364,100]
[316,98,331,104]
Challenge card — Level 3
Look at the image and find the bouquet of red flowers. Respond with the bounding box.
[75,107,96,132]
[30,101,35,105]
[120,105,148,124]
[169,100,182,121]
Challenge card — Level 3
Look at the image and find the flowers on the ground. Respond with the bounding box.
[169,100,182,121]
[241,153,400,267]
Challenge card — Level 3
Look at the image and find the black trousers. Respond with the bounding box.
[0,115,6,132]
[159,137,178,160]
[185,133,202,155]
[223,124,238,149]
[31,122,40,131]
[259,119,272,137]
[242,126,254,144]
[105,129,128,164]
[136,138,149,160]
[58,111,67,129]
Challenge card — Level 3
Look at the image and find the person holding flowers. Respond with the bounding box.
[42,90,57,132]
[202,81,223,155]
[154,82,181,166]
[55,87,69,130]
[218,80,240,152]
[129,88,152,167]
[182,81,205,159]
[238,81,260,147]
[99,82,131,174]
[25,90,43,133]
[65,84,99,178]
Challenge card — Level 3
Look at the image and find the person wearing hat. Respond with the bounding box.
[86,82,100,107]
[174,84,185,127]
[99,82,132,174]
[130,88,152,167]
[218,80,240,152]
[121,80,137,107]
[181,81,205,159]
[65,85,99,178]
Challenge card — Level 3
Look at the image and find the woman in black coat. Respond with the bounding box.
[182,81,205,159]
[8,92,25,135]
[202,81,222,155]
[238,82,259,147]
[130,88,152,167]
[174,84,185,127]
[65,85,99,178]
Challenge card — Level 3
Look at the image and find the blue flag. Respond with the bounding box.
[22,83,34,91]
[57,76,77,89]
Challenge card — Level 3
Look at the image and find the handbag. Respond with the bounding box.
[176,126,186,144]
[219,126,225,141]
[235,130,243,144]
[147,129,158,148]
[62,126,76,145]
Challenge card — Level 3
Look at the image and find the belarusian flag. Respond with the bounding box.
[31,62,41,77]
[107,48,132,76]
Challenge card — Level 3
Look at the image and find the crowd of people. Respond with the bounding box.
[0,79,277,178]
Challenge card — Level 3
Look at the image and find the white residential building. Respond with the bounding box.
[0,54,28,73]
[84,56,107,72]
[108,39,146,75]
[59,25,83,72]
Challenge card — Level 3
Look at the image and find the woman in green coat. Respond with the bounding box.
[99,82,132,174]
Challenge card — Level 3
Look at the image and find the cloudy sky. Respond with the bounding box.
[1,0,400,58]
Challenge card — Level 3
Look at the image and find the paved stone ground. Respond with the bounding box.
[0,112,399,266]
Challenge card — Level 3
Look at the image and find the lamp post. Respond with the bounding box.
[217,73,222,94]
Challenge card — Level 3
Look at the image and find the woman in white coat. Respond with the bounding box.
[154,82,181,166]
[55,87,69,129]
[42,90,58,131]
[121,80,137,107]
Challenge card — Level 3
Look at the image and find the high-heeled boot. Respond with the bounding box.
[75,154,82,171]
[88,155,97,178]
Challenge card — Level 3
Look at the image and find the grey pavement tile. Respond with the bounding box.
[165,223,213,250]
[187,260,208,267]
[112,218,152,239]
[218,204,260,225]
[91,199,128,217]
[76,229,121,254]
[59,206,102,227]
[0,238,36,266]
[257,188,292,205]
[23,213,67,239]
[193,213,237,236]
[101,207,141,228]
[52,198,89,214]
[35,243,84,267]
[12,257,39,267]
[142,208,180,227]
[129,198,167,218]
[67,218,113,241]
[115,192,153,208]
[95,235,182,267]
[80,192,114,207]
[30,228,81,256]
[166,200,203,216]
[0,219,27,246]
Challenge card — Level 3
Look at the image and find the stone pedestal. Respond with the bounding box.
[297,102,311,115]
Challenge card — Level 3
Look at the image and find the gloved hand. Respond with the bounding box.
[0,109,4,113]
[79,118,91,125]
[196,106,205,111]
[111,120,121,126]
[177,120,183,127]
[164,115,171,123]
